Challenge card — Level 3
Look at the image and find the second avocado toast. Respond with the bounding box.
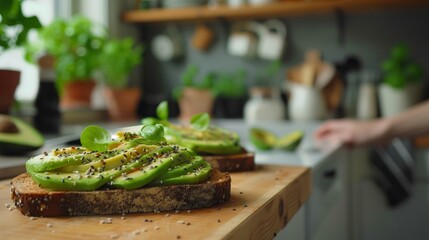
[141,101,255,172]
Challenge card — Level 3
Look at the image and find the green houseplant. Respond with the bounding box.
[213,69,247,118]
[173,64,216,121]
[0,0,42,113]
[26,15,106,109]
[379,43,424,117]
[99,37,144,121]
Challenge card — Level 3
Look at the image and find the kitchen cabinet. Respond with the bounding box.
[122,0,429,24]
[305,147,349,240]
[350,148,429,240]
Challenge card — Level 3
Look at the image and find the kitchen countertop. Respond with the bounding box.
[0,119,339,238]
[0,119,341,179]
[0,164,311,240]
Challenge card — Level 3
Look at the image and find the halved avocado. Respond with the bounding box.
[276,131,304,151]
[250,128,277,150]
[0,115,44,155]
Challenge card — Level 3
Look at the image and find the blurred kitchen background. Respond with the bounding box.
[2,0,429,125]
[2,0,429,239]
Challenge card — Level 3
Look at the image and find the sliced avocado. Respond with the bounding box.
[164,125,242,155]
[28,146,175,191]
[250,128,277,150]
[151,159,211,186]
[0,115,44,154]
[276,131,304,151]
[152,155,206,181]
[111,150,181,190]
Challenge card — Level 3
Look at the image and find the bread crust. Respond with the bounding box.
[203,150,255,172]
[11,170,230,217]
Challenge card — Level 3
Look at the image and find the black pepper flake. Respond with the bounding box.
[239,192,243,194]
[244,204,248,208]
[232,208,236,211]
[176,235,181,239]
[217,219,221,223]
[46,176,50,179]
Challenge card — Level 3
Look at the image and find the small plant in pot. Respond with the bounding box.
[99,37,143,121]
[173,64,216,121]
[0,0,42,113]
[26,15,106,109]
[213,69,247,119]
[379,43,424,117]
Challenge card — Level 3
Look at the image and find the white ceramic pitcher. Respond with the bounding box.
[287,83,328,121]
[254,20,287,60]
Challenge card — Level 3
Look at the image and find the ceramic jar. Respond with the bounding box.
[244,87,285,124]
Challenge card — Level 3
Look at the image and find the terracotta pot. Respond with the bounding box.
[61,80,96,109]
[0,70,20,114]
[104,87,141,121]
[179,87,214,121]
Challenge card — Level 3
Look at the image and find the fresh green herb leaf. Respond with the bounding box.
[190,113,210,130]
[140,124,166,142]
[80,125,112,152]
[156,101,169,120]
[141,117,160,126]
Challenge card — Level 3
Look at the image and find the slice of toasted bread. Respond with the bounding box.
[11,170,230,217]
[202,149,255,172]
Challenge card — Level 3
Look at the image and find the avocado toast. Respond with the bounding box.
[11,125,231,217]
[142,101,255,172]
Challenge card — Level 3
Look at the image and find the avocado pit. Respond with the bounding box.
[0,115,19,134]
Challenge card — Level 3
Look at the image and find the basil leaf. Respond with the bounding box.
[141,117,160,126]
[140,124,166,142]
[156,101,168,120]
[80,125,112,152]
[190,113,210,130]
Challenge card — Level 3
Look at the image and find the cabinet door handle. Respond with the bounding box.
[323,169,337,179]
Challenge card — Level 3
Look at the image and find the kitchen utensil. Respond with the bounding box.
[227,22,258,58]
[249,0,275,5]
[192,23,214,52]
[287,82,328,121]
[357,71,378,120]
[256,20,287,60]
[151,25,183,61]
[163,0,207,8]
[227,0,246,7]
[244,87,285,124]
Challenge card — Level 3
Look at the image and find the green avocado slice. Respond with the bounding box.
[164,125,242,155]
[150,160,211,186]
[0,115,44,154]
[275,131,304,151]
[250,128,277,150]
[110,150,185,190]
[28,146,175,191]
[152,155,207,181]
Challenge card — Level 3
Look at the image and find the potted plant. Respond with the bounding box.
[173,64,216,121]
[99,37,144,121]
[26,15,106,109]
[213,69,247,118]
[0,0,42,113]
[378,43,424,117]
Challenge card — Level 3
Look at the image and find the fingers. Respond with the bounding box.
[314,121,340,139]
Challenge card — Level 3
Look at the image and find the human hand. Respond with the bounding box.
[314,119,391,148]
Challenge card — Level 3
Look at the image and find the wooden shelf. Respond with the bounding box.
[122,0,429,23]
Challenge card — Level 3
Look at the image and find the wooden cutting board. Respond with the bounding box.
[0,165,310,240]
